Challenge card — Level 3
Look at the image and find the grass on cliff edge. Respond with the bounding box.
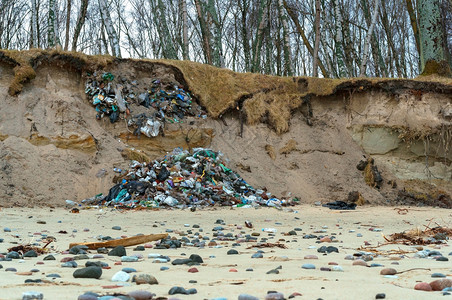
[1,49,451,134]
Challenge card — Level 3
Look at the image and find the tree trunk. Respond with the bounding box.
[312,0,321,77]
[206,0,224,67]
[194,0,212,64]
[64,0,72,50]
[251,0,269,73]
[360,0,381,77]
[31,0,38,48]
[72,0,88,51]
[181,0,189,60]
[98,0,121,57]
[284,0,329,77]
[333,0,347,77]
[406,0,421,56]
[418,0,451,76]
[157,0,178,59]
[277,0,292,76]
[239,0,251,72]
[380,0,402,77]
[48,0,56,48]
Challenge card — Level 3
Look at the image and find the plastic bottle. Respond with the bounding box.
[262,228,277,233]
[65,200,78,207]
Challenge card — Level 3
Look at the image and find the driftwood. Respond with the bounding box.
[69,233,168,250]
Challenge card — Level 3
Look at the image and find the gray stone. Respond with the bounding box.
[265,292,285,300]
[251,252,263,258]
[238,294,260,300]
[172,258,193,265]
[85,261,108,268]
[46,273,61,278]
[127,290,155,300]
[112,226,122,230]
[24,250,38,258]
[168,286,188,295]
[302,263,316,269]
[62,261,78,268]
[108,246,126,257]
[22,291,43,300]
[73,266,102,279]
[121,256,139,262]
[122,267,137,273]
[7,251,21,259]
[43,255,56,260]
[227,249,239,255]
[73,254,90,260]
[432,273,446,278]
[189,254,203,263]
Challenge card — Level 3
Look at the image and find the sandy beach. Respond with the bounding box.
[0,205,450,300]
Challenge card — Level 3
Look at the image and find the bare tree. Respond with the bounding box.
[360,0,381,76]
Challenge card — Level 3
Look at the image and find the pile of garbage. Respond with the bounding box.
[84,71,206,137]
[81,148,294,209]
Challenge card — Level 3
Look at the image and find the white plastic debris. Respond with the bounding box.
[140,119,162,137]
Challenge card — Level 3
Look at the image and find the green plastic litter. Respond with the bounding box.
[114,189,128,202]
[102,72,114,81]
[219,164,231,173]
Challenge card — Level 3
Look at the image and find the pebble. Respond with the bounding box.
[127,290,155,300]
[73,266,102,279]
[61,261,78,268]
[227,249,239,255]
[188,267,199,273]
[4,227,11,232]
[238,294,259,300]
[132,274,158,285]
[77,292,99,300]
[375,293,386,299]
[121,256,139,262]
[265,292,285,300]
[5,267,17,272]
[112,226,121,230]
[160,266,169,271]
[320,267,331,271]
[252,252,263,258]
[122,267,137,273]
[317,246,339,253]
[24,250,38,258]
[111,271,130,282]
[430,279,452,291]
[108,246,126,257]
[414,282,432,291]
[431,272,446,278]
[46,273,61,278]
[301,264,316,269]
[168,286,197,295]
[22,291,43,300]
[352,260,368,267]
[436,256,449,262]
[332,266,344,272]
[380,268,397,275]
[304,255,318,259]
[7,251,21,259]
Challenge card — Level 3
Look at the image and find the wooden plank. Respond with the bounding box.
[69,233,168,250]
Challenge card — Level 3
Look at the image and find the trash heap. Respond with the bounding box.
[84,71,206,137]
[83,148,291,209]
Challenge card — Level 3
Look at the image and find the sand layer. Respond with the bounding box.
[0,205,451,299]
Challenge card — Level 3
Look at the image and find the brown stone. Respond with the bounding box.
[429,279,452,291]
[414,282,432,291]
[380,268,397,275]
[352,259,368,267]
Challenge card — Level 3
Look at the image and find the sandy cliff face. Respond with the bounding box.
[0,51,450,207]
